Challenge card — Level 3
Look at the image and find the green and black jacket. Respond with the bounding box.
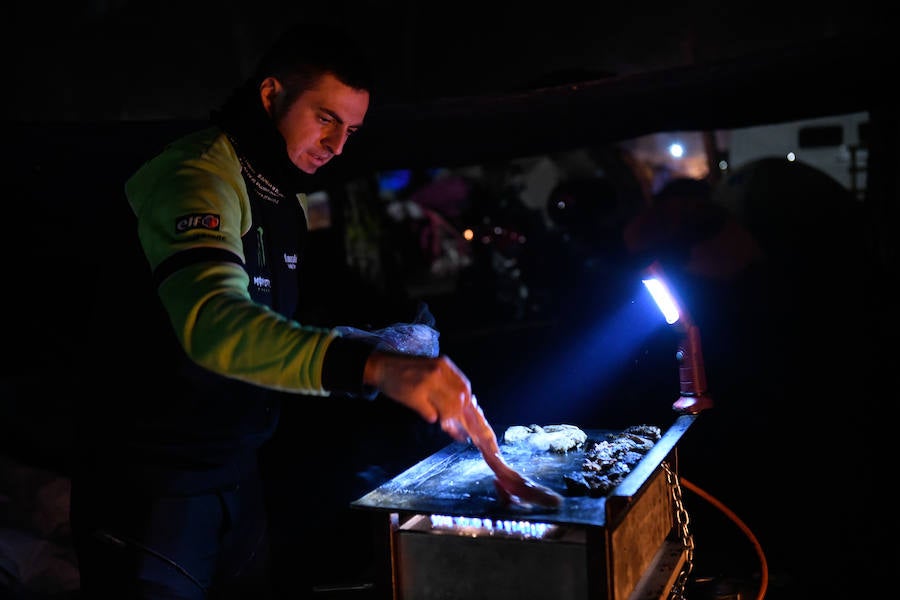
[86,83,376,492]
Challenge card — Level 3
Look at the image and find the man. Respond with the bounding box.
[70,23,557,599]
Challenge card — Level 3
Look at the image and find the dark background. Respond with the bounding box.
[2,2,897,599]
[4,2,888,121]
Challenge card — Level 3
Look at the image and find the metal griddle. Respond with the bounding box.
[352,414,696,527]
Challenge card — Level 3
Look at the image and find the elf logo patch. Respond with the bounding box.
[176,213,221,233]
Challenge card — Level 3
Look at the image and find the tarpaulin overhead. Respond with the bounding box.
[329,31,894,173]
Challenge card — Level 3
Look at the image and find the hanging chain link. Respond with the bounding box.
[664,460,694,600]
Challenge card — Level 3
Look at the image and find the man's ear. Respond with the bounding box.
[259,77,284,116]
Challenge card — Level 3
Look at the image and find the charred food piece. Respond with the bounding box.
[564,424,661,497]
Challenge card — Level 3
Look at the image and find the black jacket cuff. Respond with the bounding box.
[321,335,379,397]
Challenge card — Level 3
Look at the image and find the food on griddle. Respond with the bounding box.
[487,455,564,509]
[502,424,588,453]
[563,424,662,497]
[464,396,564,509]
[622,424,662,442]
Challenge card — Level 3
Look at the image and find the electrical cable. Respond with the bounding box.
[94,530,208,597]
[679,477,768,600]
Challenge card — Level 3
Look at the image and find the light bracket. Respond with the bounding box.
[642,261,713,414]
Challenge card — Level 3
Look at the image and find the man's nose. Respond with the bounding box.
[324,130,348,155]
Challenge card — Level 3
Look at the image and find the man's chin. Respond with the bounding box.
[295,161,318,175]
[297,155,332,174]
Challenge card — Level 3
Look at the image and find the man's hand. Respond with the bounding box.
[363,352,475,443]
[364,352,563,509]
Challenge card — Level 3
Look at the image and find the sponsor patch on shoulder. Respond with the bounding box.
[175,213,221,233]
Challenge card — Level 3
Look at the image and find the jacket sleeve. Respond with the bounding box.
[125,130,376,395]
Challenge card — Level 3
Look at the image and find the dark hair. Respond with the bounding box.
[251,23,376,106]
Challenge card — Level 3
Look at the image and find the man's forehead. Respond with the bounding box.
[302,73,369,125]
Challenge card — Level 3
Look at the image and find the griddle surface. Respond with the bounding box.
[352,415,696,527]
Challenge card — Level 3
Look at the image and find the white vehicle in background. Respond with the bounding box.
[618,110,869,201]
[726,110,869,200]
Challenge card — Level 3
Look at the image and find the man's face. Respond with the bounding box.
[263,72,370,174]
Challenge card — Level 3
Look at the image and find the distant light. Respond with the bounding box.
[786,152,796,162]
[642,278,680,324]
[463,228,474,242]
[377,169,411,193]
[718,159,728,171]
[668,143,685,158]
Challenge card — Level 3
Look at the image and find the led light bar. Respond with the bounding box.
[428,514,557,540]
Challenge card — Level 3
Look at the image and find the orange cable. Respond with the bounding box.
[679,476,769,600]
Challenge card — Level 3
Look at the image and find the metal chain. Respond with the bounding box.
[664,460,694,600]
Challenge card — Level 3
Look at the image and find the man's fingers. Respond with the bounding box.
[440,417,469,443]
[461,395,499,454]
[493,478,513,506]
